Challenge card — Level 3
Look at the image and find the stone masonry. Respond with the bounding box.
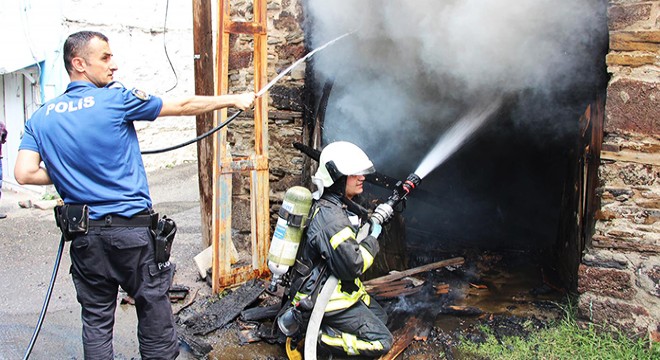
[577,0,660,341]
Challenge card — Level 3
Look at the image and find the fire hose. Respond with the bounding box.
[304,174,421,359]
[140,31,354,156]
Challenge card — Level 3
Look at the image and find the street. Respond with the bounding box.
[0,162,215,359]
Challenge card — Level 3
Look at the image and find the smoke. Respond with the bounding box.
[304,0,605,173]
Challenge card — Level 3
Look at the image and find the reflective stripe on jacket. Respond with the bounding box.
[292,193,379,313]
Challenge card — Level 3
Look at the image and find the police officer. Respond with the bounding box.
[288,141,393,358]
[14,30,254,359]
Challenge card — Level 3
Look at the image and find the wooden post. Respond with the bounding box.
[251,0,270,275]
[211,0,270,293]
[192,0,215,247]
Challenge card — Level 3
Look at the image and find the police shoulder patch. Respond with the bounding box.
[131,88,151,101]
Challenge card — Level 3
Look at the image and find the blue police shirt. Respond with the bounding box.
[20,81,163,220]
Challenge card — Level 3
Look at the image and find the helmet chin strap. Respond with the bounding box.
[341,195,370,222]
[326,176,347,197]
[324,185,370,222]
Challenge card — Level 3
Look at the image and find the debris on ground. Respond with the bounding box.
[154,251,566,359]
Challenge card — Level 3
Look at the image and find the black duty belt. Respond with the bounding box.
[89,212,158,229]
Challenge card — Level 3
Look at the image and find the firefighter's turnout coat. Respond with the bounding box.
[290,192,392,356]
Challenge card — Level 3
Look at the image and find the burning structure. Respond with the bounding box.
[222,0,659,344]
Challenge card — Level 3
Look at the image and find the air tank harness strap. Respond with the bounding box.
[278,207,307,228]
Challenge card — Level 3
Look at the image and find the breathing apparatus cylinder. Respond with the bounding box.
[267,186,313,292]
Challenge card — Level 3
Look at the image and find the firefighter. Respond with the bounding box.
[286,141,393,358]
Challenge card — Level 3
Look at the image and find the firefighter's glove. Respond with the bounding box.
[372,203,394,224]
[369,222,382,239]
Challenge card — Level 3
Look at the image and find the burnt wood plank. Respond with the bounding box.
[177,327,213,357]
[364,257,464,287]
[378,317,431,360]
[365,279,413,294]
[184,279,266,335]
[373,286,423,300]
[240,303,282,322]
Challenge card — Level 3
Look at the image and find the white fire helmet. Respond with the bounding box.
[311,141,375,199]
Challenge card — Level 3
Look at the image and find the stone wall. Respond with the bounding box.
[577,0,660,341]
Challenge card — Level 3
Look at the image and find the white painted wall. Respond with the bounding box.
[0,0,63,75]
[1,0,204,175]
[60,0,199,171]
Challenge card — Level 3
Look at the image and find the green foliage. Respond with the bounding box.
[458,304,660,360]
[41,193,58,200]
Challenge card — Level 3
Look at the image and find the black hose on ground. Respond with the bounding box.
[23,235,65,360]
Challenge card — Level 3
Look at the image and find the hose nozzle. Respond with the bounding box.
[371,173,421,225]
[385,173,421,208]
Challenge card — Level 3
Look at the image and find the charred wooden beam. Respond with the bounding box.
[434,283,450,295]
[366,278,426,300]
[169,284,190,301]
[174,288,200,316]
[365,279,414,294]
[184,279,266,335]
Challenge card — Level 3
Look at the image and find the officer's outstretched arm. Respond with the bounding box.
[15,150,52,185]
[159,92,255,116]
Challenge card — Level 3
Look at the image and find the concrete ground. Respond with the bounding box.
[0,162,273,359]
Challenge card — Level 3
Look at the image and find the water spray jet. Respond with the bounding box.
[415,98,503,179]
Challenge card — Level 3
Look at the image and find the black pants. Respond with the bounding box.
[69,226,178,360]
[319,298,393,358]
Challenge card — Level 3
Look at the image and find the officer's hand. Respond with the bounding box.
[234,92,256,110]
[371,203,393,224]
[369,222,382,239]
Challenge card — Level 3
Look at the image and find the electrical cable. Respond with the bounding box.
[22,235,66,360]
[163,0,178,93]
[140,110,243,155]
[19,0,42,78]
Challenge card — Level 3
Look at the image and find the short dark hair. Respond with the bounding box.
[63,31,109,74]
